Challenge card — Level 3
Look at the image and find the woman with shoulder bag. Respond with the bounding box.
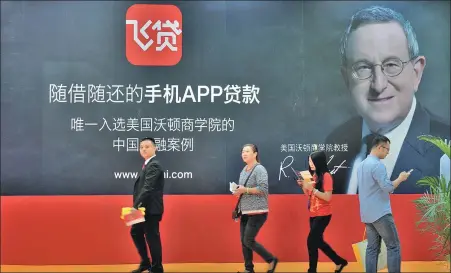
[233,144,278,273]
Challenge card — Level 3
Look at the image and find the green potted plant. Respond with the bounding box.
[414,135,450,266]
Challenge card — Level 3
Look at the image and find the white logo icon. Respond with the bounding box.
[126,19,182,52]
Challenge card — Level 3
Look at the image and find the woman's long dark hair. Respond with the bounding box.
[308,151,330,191]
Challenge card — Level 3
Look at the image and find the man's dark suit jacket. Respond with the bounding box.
[133,157,165,215]
[325,102,450,194]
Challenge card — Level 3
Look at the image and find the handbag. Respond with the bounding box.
[232,164,259,220]
[352,227,387,271]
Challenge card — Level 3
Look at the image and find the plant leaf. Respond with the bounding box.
[418,135,451,159]
[414,135,450,264]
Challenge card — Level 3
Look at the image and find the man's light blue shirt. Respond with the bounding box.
[357,154,395,223]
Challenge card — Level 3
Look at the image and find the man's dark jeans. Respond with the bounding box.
[365,213,401,273]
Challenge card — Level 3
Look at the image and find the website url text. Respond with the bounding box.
[114,171,193,179]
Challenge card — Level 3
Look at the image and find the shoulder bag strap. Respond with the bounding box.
[234,163,259,212]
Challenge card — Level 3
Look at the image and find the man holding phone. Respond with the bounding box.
[357,134,411,273]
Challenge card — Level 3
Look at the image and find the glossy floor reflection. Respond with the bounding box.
[2,261,449,272]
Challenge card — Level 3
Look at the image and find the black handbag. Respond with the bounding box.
[232,164,258,220]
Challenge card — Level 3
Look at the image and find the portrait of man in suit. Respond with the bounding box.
[130,137,165,273]
[326,6,450,194]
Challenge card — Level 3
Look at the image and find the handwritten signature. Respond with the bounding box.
[278,155,349,181]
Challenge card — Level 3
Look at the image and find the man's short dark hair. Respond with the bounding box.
[140,137,156,145]
[369,133,391,149]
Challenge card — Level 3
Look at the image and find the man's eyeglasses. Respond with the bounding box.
[351,57,416,80]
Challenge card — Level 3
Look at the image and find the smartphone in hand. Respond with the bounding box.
[291,168,300,181]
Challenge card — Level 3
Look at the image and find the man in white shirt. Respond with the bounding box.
[325,6,450,194]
